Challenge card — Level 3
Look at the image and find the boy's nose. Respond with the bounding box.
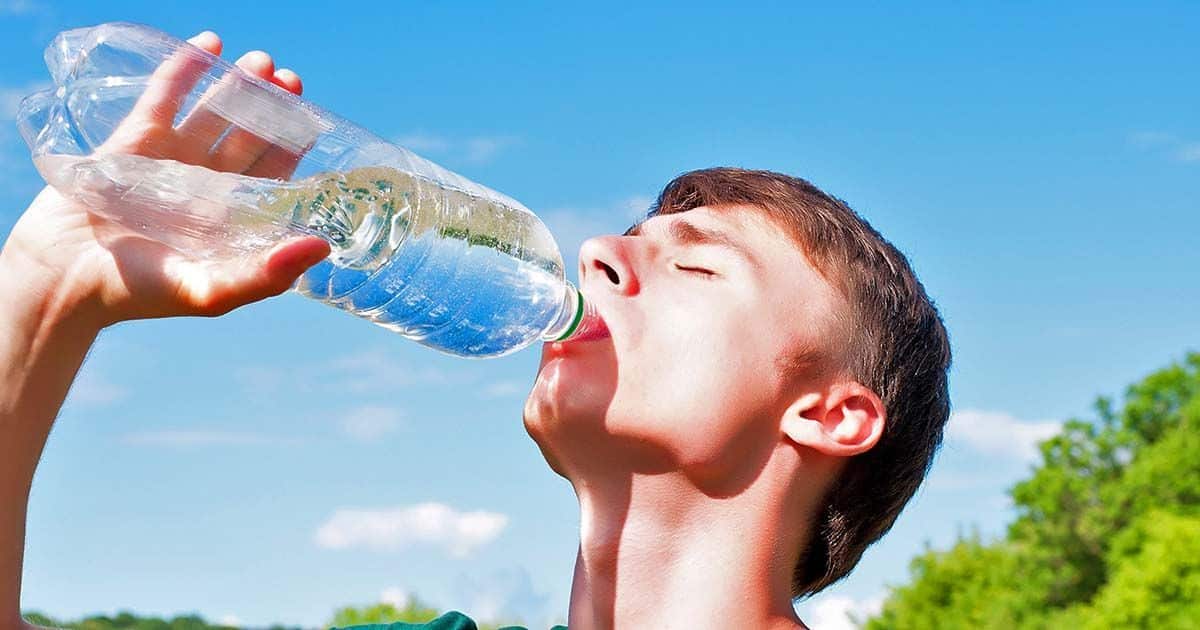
[579,235,639,296]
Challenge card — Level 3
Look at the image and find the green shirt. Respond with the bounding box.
[333,610,567,630]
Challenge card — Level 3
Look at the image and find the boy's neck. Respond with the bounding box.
[565,457,812,630]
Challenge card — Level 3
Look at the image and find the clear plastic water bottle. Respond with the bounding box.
[16,22,601,358]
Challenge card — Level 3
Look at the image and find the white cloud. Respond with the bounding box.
[120,430,284,446]
[463,135,517,163]
[541,196,650,270]
[340,405,403,441]
[801,593,884,630]
[380,586,411,608]
[328,349,450,390]
[233,365,287,393]
[235,349,453,397]
[924,471,1003,492]
[394,132,452,153]
[68,370,129,406]
[482,380,527,399]
[328,348,408,374]
[621,195,654,222]
[0,81,51,193]
[0,81,50,121]
[393,132,518,165]
[1176,143,1200,162]
[945,409,1061,462]
[453,567,553,627]
[314,502,508,557]
[541,209,611,253]
[0,0,40,16]
[1128,130,1175,149]
[216,614,242,628]
[1129,130,1200,163]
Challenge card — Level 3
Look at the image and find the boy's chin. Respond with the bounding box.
[533,340,617,410]
[523,352,616,443]
[526,367,599,424]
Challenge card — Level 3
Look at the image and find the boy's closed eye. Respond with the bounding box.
[673,261,718,278]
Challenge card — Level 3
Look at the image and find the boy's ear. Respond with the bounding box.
[781,383,885,457]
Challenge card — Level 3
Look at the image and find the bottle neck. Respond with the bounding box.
[543,282,586,342]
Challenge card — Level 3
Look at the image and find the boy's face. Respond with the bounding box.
[524,205,848,483]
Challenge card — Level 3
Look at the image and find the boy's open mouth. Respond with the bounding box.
[566,310,610,342]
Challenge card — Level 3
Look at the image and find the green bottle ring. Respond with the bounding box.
[554,289,586,341]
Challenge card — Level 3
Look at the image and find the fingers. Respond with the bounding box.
[271,68,303,95]
[213,65,307,174]
[180,236,330,317]
[130,31,223,126]
[239,67,308,178]
[189,31,223,55]
[243,145,307,180]
[113,30,310,178]
[176,50,276,159]
[263,236,331,283]
[224,236,331,311]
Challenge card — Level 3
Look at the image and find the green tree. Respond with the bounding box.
[1054,510,1200,629]
[21,610,246,630]
[326,600,527,630]
[328,599,441,627]
[866,353,1200,630]
[22,612,61,628]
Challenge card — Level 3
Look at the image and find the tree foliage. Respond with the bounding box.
[25,594,525,630]
[327,600,524,630]
[328,599,441,626]
[866,353,1200,630]
[20,611,269,630]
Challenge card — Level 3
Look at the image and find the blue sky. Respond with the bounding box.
[2,1,1198,628]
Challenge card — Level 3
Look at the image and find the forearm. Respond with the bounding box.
[0,242,102,626]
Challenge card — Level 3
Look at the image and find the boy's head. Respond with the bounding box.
[524,168,951,596]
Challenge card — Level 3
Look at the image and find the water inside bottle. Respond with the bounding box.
[284,167,569,357]
[34,153,571,357]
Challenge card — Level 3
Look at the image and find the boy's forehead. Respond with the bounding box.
[654,204,845,300]
[636,204,801,257]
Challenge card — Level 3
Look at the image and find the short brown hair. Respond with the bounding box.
[647,167,952,596]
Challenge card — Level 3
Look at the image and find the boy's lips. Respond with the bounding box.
[565,310,610,343]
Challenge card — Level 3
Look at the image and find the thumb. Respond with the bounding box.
[191,236,330,316]
[262,235,332,289]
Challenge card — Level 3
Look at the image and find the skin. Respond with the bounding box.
[526,208,886,629]
[0,31,887,630]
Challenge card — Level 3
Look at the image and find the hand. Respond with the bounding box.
[1,31,330,329]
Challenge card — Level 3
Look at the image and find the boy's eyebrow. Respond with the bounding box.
[628,218,761,268]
